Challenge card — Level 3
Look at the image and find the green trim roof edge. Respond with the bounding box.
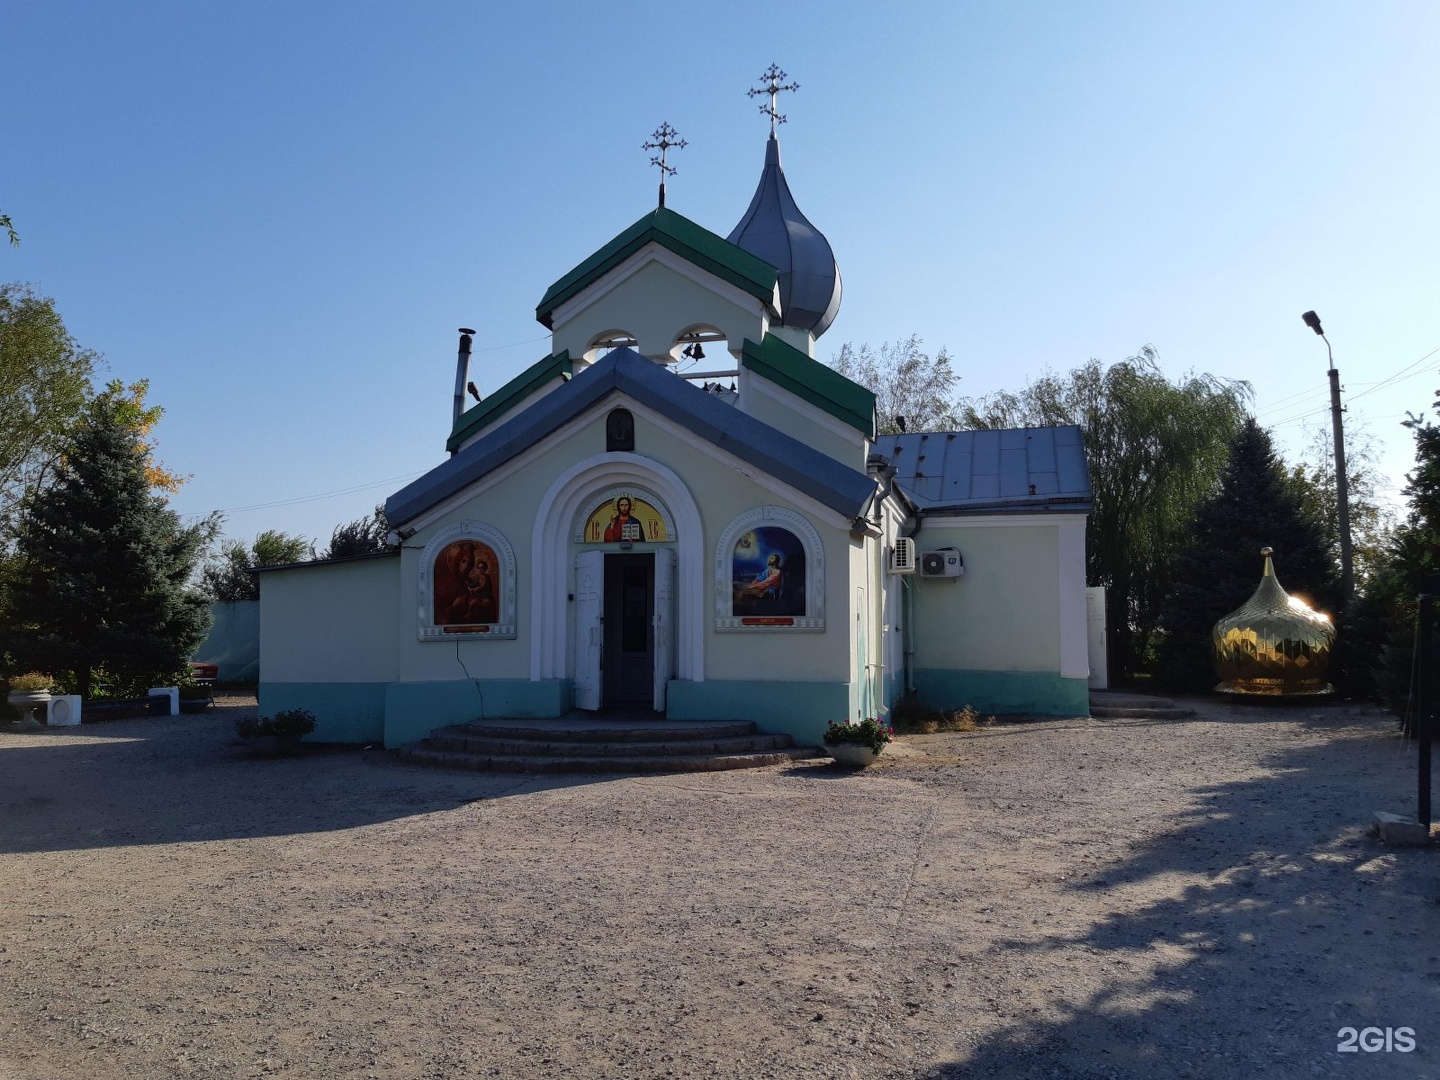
[446,350,573,452]
[741,334,876,437]
[535,208,779,326]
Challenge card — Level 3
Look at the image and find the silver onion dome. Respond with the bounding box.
[727,135,842,339]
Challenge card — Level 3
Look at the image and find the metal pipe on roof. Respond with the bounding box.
[452,328,475,454]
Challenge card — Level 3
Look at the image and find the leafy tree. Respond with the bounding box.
[1345,382,1440,718]
[5,385,215,698]
[1153,419,1339,691]
[0,284,99,526]
[200,530,314,601]
[830,335,961,434]
[323,504,390,560]
[962,347,1252,677]
[1,213,17,247]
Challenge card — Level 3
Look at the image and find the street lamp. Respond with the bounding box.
[1301,310,1354,601]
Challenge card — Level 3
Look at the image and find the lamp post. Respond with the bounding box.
[1301,310,1354,601]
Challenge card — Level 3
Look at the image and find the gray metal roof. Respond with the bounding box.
[387,348,877,527]
[872,426,1091,514]
[727,136,842,338]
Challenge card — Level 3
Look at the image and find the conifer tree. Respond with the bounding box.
[6,388,214,698]
[1154,418,1338,692]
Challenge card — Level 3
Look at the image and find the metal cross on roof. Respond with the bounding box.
[642,122,687,208]
[748,64,800,136]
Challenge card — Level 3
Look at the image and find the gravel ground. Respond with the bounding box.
[1,695,1438,1079]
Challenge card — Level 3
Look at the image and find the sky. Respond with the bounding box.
[4,1,1438,551]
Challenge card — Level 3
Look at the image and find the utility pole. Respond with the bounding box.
[1302,310,1354,601]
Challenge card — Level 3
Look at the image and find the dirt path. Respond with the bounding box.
[1,698,1437,1079]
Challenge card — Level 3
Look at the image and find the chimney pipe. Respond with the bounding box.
[453,327,475,434]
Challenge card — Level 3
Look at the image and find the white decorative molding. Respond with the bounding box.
[714,505,825,632]
[418,520,518,640]
[532,452,704,682]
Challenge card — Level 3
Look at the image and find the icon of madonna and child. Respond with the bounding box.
[731,527,806,617]
[433,539,501,627]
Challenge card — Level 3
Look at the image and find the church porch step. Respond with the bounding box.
[399,744,820,774]
[424,729,798,758]
[439,718,760,744]
[399,716,821,774]
[1089,692,1196,720]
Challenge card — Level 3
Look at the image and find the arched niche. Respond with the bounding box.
[714,506,825,631]
[583,329,639,365]
[418,520,518,640]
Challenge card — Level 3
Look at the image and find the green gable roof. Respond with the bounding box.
[741,334,876,438]
[536,207,779,327]
[447,350,573,453]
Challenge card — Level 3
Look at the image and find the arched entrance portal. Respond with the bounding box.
[531,452,704,713]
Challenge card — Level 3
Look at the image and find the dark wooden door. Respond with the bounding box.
[603,553,654,707]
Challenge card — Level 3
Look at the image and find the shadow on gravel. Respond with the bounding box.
[915,709,1440,1079]
[0,707,601,856]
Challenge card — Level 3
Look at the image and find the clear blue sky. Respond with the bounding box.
[5,1,1437,549]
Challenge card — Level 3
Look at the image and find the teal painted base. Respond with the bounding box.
[666,680,850,746]
[383,679,570,748]
[911,669,1089,717]
[259,682,387,743]
[259,679,572,748]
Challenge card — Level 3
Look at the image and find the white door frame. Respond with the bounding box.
[573,550,604,709]
[653,547,676,711]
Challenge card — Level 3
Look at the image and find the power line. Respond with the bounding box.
[212,471,425,515]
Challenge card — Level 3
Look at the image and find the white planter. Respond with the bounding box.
[7,690,52,724]
[824,742,881,767]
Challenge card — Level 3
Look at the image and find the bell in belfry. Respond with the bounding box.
[1212,547,1336,696]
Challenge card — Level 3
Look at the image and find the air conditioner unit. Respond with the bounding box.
[889,537,917,574]
[46,695,82,726]
[920,547,964,579]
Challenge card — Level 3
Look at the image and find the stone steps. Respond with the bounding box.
[1089,692,1196,720]
[400,716,821,774]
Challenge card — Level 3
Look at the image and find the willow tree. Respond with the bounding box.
[831,336,962,434]
[962,347,1252,677]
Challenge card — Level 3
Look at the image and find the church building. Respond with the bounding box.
[256,73,1092,749]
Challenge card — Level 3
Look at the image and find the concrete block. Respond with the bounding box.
[1372,811,1432,846]
[147,687,178,716]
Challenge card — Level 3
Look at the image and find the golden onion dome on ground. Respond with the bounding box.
[1212,547,1335,696]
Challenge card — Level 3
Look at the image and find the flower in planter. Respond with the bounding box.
[822,717,894,755]
[6,672,54,694]
[237,708,317,740]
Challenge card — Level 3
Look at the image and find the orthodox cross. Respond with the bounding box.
[642,122,687,209]
[748,64,800,136]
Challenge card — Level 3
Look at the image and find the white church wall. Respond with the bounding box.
[454,381,565,454]
[385,395,861,744]
[907,515,1089,716]
[257,556,400,743]
[740,369,870,470]
[551,254,768,365]
[393,431,591,684]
